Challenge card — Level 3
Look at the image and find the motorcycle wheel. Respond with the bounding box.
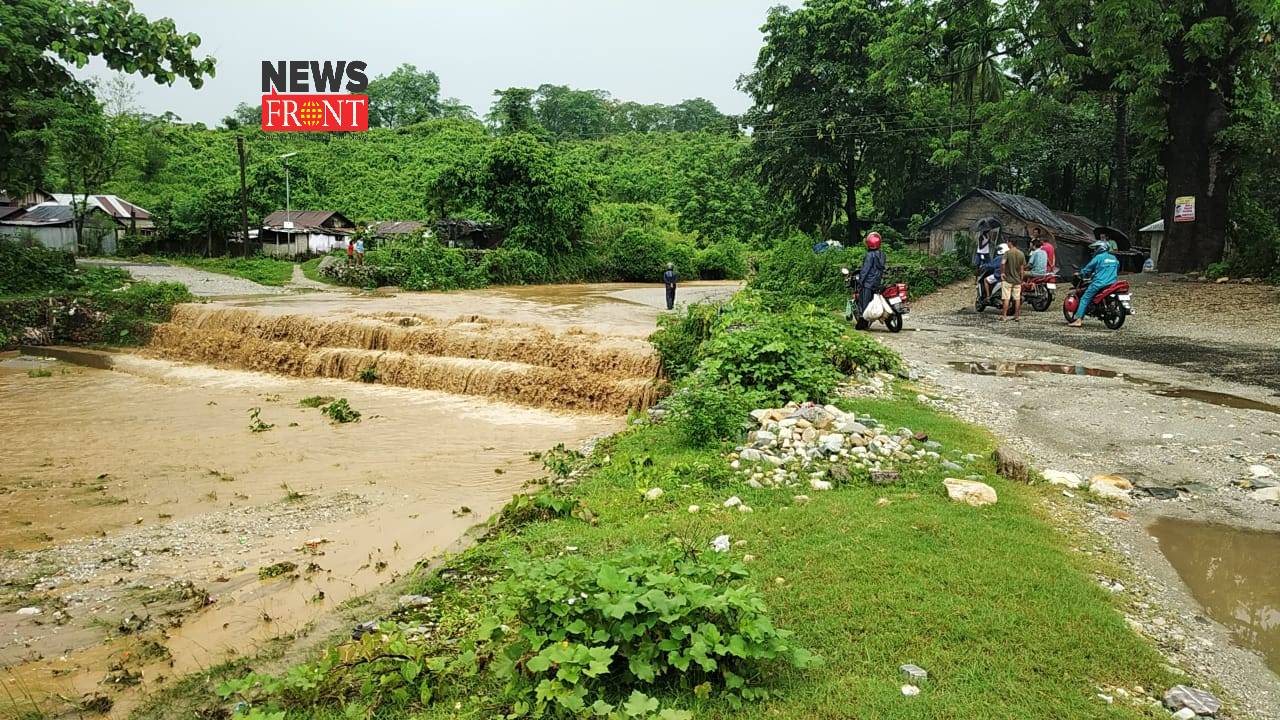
[975,293,985,313]
[885,312,903,333]
[1061,301,1075,323]
[1102,299,1126,329]
[1030,288,1052,312]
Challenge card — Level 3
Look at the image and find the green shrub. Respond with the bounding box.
[1205,261,1229,280]
[321,398,361,423]
[298,395,335,408]
[87,276,194,344]
[359,238,487,291]
[664,374,756,448]
[649,301,722,380]
[695,294,898,403]
[482,247,552,285]
[694,241,747,280]
[0,241,77,295]
[605,228,672,282]
[478,549,818,716]
[748,233,969,310]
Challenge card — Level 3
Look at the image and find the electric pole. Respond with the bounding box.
[237,135,250,257]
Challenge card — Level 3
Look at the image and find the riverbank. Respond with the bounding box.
[151,382,1220,720]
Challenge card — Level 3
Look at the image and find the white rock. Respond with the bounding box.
[901,684,920,697]
[792,495,811,504]
[644,487,664,500]
[739,448,762,462]
[1249,464,1276,479]
[688,505,700,514]
[730,460,740,470]
[810,479,832,491]
[942,478,998,507]
[1252,486,1280,502]
[1088,475,1133,501]
[723,496,743,508]
[755,430,777,444]
[1043,470,1084,489]
[738,505,754,513]
[15,607,40,616]
[743,554,755,562]
[1172,709,1196,720]
[710,535,731,553]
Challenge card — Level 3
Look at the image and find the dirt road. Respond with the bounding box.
[878,275,1280,719]
[78,259,288,297]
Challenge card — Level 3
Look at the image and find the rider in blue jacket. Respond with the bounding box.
[1068,240,1119,327]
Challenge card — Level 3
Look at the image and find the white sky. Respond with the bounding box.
[80,0,792,125]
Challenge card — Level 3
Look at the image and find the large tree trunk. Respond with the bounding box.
[1158,66,1233,272]
[844,185,860,246]
[1110,92,1132,237]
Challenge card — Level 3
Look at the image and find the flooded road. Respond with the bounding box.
[1148,518,1280,674]
[0,280,725,716]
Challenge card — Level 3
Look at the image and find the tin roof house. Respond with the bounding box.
[0,204,119,254]
[259,210,355,258]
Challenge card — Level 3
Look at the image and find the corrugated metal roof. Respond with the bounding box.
[45,194,151,220]
[1,205,76,225]
[369,220,426,235]
[262,210,353,233]
[1053,211,1102,242]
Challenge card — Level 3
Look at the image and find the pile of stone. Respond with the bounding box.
[729,402,969,491]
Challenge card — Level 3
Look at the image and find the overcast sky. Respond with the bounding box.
[81,0,791,125]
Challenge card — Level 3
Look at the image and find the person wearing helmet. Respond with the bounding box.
[978,245,1004,304]
[854,232,886,329]
[662,262,678,310]
[1068,240,1120,327]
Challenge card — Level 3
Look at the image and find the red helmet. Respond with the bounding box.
[865,232,882,250]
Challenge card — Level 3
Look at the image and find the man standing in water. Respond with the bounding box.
[662,263,678,310]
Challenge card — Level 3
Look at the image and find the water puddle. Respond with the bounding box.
[948,361,1280,415]
[1148,517,1280,673]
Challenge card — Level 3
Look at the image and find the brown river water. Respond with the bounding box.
[0,282,741,718]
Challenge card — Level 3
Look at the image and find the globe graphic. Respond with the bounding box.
[299,100,323,127]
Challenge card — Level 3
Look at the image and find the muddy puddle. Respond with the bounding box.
[948,361,1280,414]
[0,355,618,718]
[1148,517,1280,674]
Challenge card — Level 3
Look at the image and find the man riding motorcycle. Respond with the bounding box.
[977,245,1005,304]
[1067,240,1120,327]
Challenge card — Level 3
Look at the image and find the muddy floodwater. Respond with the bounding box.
[0,353,619,717]
[1148,517,1280,674]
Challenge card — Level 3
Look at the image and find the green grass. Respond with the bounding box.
[300,255,340,285]
[205,391,1177,720]
[167,256,294,286]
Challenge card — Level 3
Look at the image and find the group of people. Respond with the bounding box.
[976,224,1120,327]
[346,237,366,265]
[977,226,1056,321]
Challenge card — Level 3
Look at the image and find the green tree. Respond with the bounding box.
[533,84,612,139]
[220,102,261,130]
[0,0,215,193]
[740,0,900,244]
[367,63,442,128]
[488,87,540,135]
[45,101,119,252]
[670,98,733,133]
[478,133,593,255]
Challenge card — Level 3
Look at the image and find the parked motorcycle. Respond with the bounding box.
[975,274,1057,313]
[1062,272,1133,329]
[848,271,909,333]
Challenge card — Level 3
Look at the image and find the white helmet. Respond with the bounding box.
[997,243,1009,255]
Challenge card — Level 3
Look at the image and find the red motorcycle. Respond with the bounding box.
[1062,273,1133,329]
[851,276,909,333]
[975,273,1057,313]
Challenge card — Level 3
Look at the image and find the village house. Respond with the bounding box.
[0,204,120,254]
[368,220,429,241]
[919,188,1144,276]
[258,210,355,258]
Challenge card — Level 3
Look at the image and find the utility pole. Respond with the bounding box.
[237,136,250,258]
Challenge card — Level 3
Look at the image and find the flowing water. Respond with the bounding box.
[0,283,740,717]
[1148,517,1280,674]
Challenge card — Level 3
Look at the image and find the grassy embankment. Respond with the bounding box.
[162,255,295,286]
[126,283,1183,720]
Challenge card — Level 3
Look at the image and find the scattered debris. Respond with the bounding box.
[257,561,298,579]
[398,594,432,608]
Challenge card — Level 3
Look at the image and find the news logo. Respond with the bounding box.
[261,61,369,132]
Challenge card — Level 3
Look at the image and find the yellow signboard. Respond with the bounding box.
[1174,196,1195,222]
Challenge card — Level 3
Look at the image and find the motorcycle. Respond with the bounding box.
[1062,272,1133,329]
[848,272,909,333]
[975,273,1057,313]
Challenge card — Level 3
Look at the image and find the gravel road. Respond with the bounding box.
[79,259,288,297]
[877,274,1280,719]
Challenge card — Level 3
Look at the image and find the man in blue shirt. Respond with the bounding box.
[662,263,678,310]
[1027,237,1049,276]
[1069,240,1120,327]
[978,250,1003,303]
